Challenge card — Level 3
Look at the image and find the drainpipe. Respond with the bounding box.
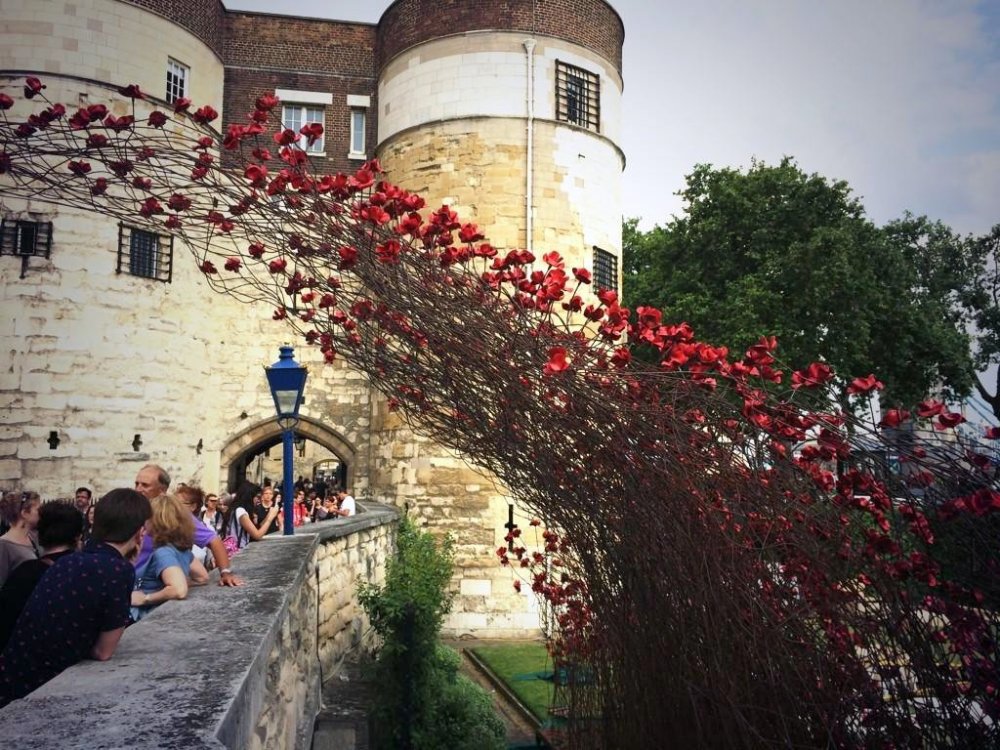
[523,39,536,252]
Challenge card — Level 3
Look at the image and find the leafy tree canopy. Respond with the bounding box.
[958,224,1000,418]
[623,158,975,407]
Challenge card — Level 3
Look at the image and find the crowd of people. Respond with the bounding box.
[0,466,358,708]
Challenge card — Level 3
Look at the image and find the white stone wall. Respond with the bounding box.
[378,31,624,270]
[0,0,224,112]
[379,31,623,147]
[542,120,625,261]
[0,76,375,497]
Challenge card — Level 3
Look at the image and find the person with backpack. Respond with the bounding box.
[220,482,280,556]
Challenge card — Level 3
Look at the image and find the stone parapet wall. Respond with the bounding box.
[0,505,398,750]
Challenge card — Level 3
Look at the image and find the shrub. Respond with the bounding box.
[414,646,506,750]
[358,517,504,750]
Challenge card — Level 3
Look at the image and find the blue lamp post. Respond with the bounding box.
[265,345,308,535]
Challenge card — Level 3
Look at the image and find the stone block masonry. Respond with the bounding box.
[0,505,398,750]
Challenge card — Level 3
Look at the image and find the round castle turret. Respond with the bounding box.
[375,0,625,272]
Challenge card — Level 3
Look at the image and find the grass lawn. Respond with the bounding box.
[471,642,555,723]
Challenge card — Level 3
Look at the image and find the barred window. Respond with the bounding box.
[117,224,173,282]
[556,61,600,132]
[0,219,52,258]
[593,246,618,293]
[166,58,189,104]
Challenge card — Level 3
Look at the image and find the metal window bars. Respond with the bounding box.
[556,61,600,132]
[116,223,173,282]
[593,246,618,293]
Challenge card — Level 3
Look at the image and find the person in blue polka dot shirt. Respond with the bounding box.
[0,488,151,708]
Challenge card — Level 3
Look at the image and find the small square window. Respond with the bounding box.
[0,219,52,258]
[349,108,366,158]
[117,224,173,282]
[166,58,189,104]
[282,104,325,154]
[556,61,600,132]
[593,246,618,293]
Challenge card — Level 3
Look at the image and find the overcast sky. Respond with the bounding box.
[225,0,1000,235]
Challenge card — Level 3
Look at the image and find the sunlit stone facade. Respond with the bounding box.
[0,0,624,635]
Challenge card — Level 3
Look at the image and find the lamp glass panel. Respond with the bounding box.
[275,389,299,416]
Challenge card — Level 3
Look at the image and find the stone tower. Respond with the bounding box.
[0,0,624,636]
[376,0,625,263]
[367,0,626,633]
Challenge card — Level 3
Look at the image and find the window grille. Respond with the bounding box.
[166,58,189,104]
[117,224,173,282]
[593,246,618,293]
[281,104,325,154]
[556,61,600,132]
[0,219,52,258]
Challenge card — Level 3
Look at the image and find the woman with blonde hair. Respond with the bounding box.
[0,491,40,587]
[130,494,208,621]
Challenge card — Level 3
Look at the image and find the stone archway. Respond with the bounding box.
[219,415,357,493]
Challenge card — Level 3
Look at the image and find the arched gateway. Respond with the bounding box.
[219,416,357,493]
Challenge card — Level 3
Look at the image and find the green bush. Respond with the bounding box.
[358,517,505,750]
[415,646,506,750]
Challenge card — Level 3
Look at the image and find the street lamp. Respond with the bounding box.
[265,345,308,535]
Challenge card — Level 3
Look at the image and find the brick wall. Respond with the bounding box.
[123,0,226,57]
[377,0,624,73]
[222,13,377,175]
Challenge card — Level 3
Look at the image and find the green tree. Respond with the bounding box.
[623,158,975,407]
[958,224,1000,419]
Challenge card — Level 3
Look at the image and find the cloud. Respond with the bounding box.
[621,0,1000,234]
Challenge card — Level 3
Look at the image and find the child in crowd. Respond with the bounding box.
[221,482,280,555]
